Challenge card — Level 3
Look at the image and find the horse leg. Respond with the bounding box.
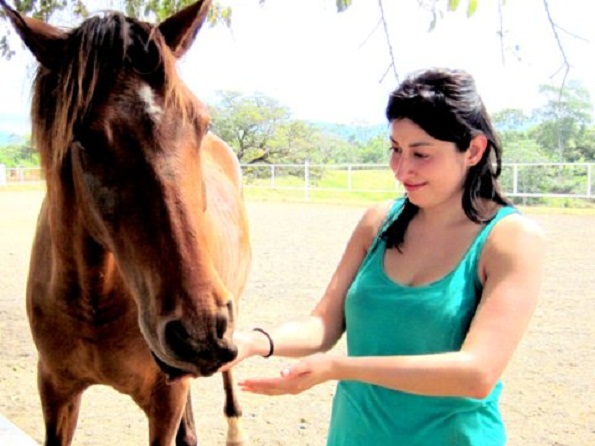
[175,391,197,446]
[222,369,248,446]
[137,377,193,446]
[37,362,85,446]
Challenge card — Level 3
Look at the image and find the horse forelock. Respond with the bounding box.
[31,11,200,174]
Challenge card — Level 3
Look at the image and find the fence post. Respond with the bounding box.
[513,164,519,195]
[588,163,593,198]
[270,165,276,188]
[347,165,352,191]
[0,164,6,186]
[304,159,310,201]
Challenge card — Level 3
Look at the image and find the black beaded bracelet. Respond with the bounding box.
[253,327,274,358]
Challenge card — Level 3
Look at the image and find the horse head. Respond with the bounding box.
[1,0,241,379]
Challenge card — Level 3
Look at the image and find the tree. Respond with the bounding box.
[209,90,319,164]
[492,108,552,162]
[349,134,389,164]
[492,108,531,133]
[531,80,594,162]
[0,137,39,167]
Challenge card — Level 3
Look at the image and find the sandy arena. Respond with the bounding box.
[0,189,593,445]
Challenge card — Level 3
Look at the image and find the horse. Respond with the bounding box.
[0,1,251,445]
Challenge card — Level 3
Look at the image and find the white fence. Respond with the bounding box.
[240,161,595,201]
[1,162,593,201]
[0,165,43,186]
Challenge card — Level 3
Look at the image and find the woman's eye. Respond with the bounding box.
[389,146,401,154]
[414,152,428,159]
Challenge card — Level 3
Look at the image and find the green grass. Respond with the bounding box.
[243,186,401,206]
[246,167,399,191]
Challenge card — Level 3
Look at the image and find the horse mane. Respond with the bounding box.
[31,11,198,173]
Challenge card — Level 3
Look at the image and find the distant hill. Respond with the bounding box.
[310,121,387,143]
[0,114,30,146]
[0,132,27,146]
[0,116,388,147]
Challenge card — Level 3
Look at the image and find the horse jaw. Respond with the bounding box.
[150,351,198,384]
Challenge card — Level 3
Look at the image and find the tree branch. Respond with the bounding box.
[542,0,569,101]
[497,0,505,65]
[377,0,399,84]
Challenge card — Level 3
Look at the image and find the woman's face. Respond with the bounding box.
[389,118,480,209]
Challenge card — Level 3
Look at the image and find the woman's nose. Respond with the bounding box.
[393,155,410,181]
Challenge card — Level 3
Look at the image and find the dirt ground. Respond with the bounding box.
[0,189,594,445]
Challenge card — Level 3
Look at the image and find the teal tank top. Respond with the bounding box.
[327,199,518,446]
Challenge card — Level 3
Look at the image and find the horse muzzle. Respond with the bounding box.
[151,340,238,382]
[151,314,238,382]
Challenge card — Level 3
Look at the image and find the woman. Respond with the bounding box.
[224,68,545,445]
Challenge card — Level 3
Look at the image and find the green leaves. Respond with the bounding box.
[336,0,352,13]
[466,0,478,17]
[447,0,461,12]
[448,0,478,17]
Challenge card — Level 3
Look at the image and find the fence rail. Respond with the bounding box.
[240,161,595,201]
[1,162,593,201]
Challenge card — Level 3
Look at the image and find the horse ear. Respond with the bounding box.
[157,0,212,58]
[0,0,67,68]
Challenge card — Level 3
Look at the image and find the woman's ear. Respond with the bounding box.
[466,134,488,166]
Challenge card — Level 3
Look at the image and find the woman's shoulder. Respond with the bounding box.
[360,199,396,230]
[353,199,397,251]
[477,207,545,283]
[493,207,544,238]
[485,207,546,258]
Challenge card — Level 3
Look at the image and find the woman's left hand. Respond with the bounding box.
[238,353,336,395]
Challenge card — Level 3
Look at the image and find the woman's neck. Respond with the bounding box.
[415,196,497,229]
[414,192,469,228]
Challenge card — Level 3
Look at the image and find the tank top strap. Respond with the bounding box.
[380,198,407,234]
[469,205,519,250]
[461,205,519,292]
[365,198,406,258]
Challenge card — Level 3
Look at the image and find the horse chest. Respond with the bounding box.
[31,286,146,368]
[41,314,152,384]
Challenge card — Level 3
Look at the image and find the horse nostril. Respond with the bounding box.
[163,317,235,368]
[215,312,228,339]
[164,320,196,359]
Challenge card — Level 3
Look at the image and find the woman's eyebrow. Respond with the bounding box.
[389,136,432,148]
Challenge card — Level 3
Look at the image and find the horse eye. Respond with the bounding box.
[73,132,104,160]
[73,140,95,160]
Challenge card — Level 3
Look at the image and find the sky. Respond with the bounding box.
[1,0,594,134]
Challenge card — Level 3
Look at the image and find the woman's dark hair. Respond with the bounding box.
[382,68,511,251]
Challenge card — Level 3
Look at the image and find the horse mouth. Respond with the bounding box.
[150,351,199,383]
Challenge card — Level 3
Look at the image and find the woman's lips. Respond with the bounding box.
[403,182,426,193]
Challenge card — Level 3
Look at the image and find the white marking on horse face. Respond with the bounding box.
[138,84,163,122]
